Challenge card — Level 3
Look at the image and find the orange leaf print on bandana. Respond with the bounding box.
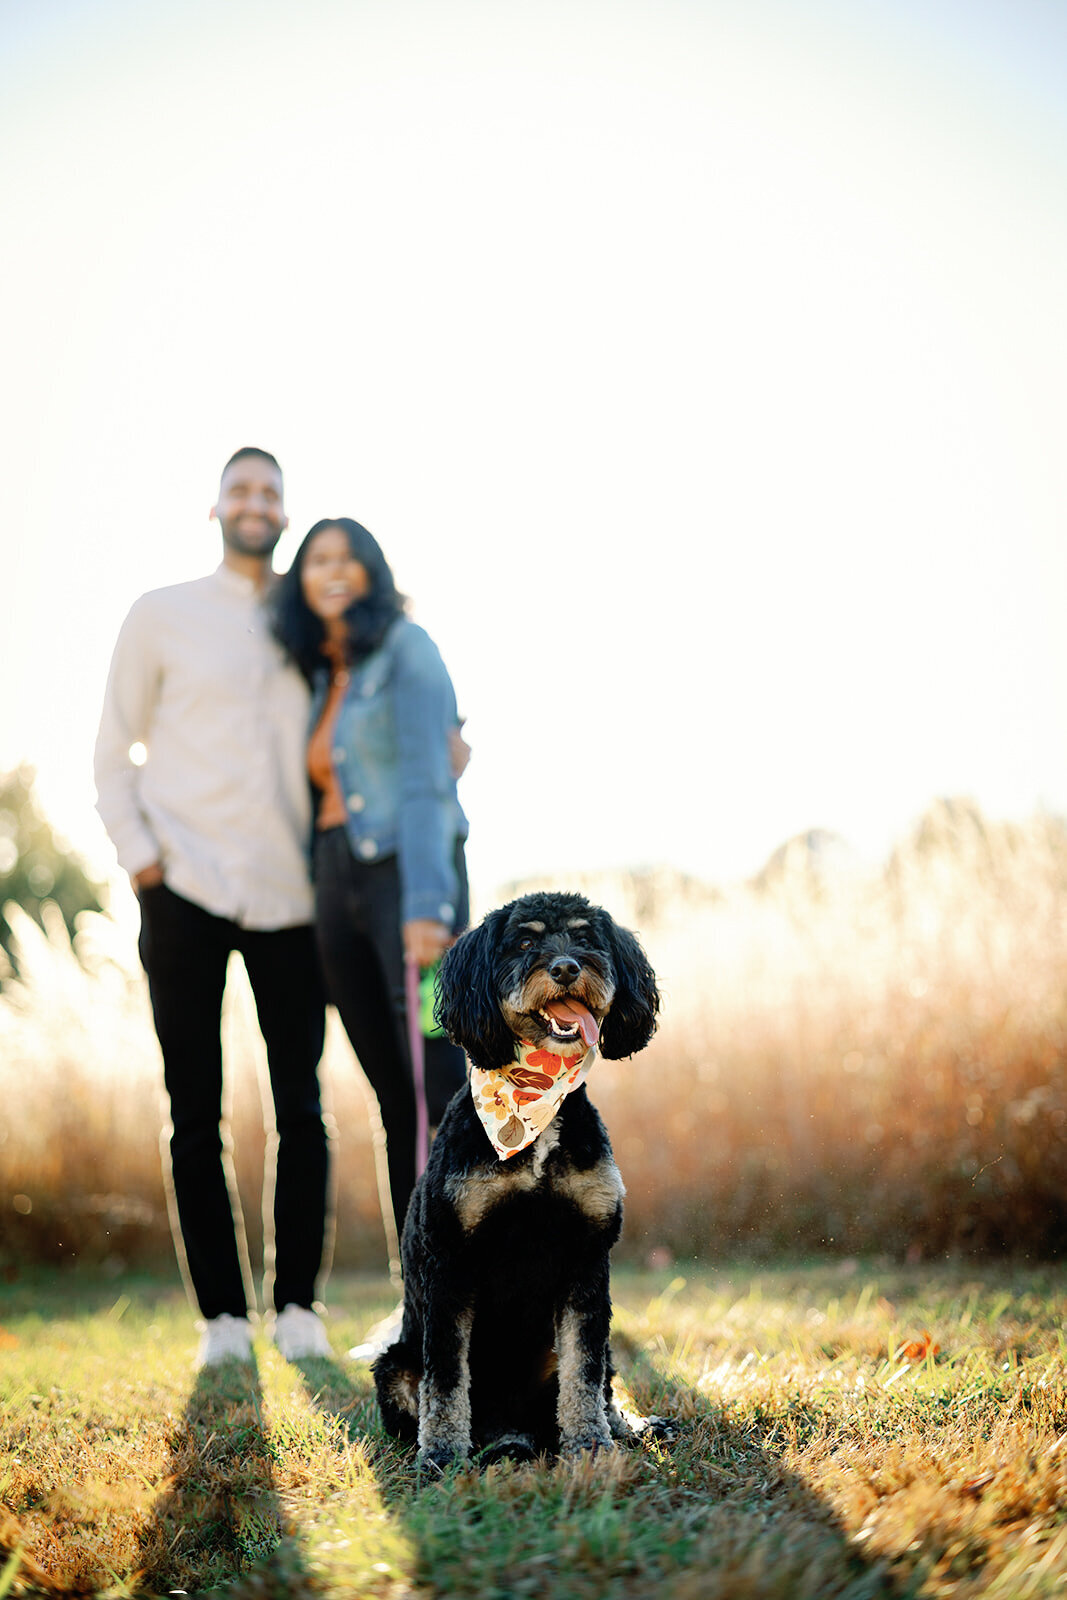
[524,1050,567,1076]
[469,1041,597,1160]
[511,1067,555,1091]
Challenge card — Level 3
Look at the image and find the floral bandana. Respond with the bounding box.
[470,1040,597,1160]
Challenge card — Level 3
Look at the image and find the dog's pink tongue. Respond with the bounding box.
[545,998,600,1047]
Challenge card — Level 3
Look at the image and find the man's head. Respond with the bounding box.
[211,447,288,561]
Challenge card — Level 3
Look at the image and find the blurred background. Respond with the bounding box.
[1,0,1064,1275]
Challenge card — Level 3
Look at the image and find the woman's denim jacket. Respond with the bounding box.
[308,618,468,928]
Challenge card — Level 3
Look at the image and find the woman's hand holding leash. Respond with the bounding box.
[404,922,453,1175]
[403,919,452,969]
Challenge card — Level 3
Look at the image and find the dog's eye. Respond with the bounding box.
[519,938,533,951]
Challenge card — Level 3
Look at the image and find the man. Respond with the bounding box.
[94,447,332,1366]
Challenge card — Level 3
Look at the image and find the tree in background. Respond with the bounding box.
[0,765,105,982]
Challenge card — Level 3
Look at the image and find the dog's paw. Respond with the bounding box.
[479,1432,537,1466]
[610,1403,676,1446]
[629,1413,677,1446]
[559,1431,614,1458]
[417,1444,466,1475]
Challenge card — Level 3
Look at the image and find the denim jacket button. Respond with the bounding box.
[358,838,378,859]
[347,793,365,812]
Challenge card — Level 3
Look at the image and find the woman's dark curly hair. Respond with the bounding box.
[272,517,408,681]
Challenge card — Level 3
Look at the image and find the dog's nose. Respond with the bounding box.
[549,956,581,986]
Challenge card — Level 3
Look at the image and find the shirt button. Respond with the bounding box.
[347,793,365,812]
[439,903,454,922]
[332,747,345,763]
[358,838,378,859]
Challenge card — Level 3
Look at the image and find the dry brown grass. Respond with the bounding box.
[1,798,1065,1279]
[545,800,1067,1264]
[0,902,392,1274]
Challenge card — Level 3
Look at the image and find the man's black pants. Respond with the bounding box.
[138,883,328,1320]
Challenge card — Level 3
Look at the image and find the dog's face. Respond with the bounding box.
[494,897,617,1054]
[437,891,660,1072]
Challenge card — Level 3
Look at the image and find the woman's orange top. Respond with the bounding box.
[307,667,350,830]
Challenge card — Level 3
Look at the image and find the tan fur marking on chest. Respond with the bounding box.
[447,1160,541,1231]
[446,1145,624,1232]
[555,1157,625,1223]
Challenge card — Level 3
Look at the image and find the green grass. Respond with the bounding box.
[2,1260,1067,1597]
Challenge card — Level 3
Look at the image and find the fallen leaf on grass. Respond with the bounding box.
[901,1332,940,1361]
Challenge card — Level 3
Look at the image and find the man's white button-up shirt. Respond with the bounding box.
[94,564,314,929]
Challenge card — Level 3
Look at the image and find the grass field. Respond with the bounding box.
[3,1259,1067,1598]
[2,802,1065,1593]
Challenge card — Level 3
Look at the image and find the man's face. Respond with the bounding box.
[211,456,288,559]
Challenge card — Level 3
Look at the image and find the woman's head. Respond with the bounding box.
[273,517,407,678]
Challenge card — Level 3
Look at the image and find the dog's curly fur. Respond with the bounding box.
[373,890,662,1467]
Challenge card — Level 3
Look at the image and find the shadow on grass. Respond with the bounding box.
[289,1324,915,1600]
[135,1357,311,1597]
[612,1329,915,1600]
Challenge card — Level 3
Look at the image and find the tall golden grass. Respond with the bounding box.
[1,798,1065,1280]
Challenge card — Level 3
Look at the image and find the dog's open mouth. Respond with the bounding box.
[537,998,600,1047]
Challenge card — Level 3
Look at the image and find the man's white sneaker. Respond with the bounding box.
[273,1304,332,1360]
[196,1313,254,1368]
[348,1300,404,1362]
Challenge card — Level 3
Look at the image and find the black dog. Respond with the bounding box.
[373,890,661,1467]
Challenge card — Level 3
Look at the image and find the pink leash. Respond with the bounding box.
[405,956,430,1177]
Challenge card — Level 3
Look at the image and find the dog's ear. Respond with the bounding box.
[598,918,660,1060]
[435,910,515,1071]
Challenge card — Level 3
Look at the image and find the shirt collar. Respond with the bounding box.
[212,561,277,601]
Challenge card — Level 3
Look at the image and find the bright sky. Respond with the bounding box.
[1,0,1064,906]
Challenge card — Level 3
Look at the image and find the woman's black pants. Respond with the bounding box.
[312,826,468,1245]
[137,883,328,1320]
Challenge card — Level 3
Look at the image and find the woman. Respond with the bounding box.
[273,517,469,1261]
